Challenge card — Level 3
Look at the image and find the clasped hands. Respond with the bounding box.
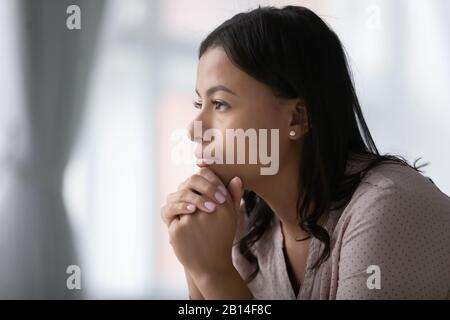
[161,167,244,283]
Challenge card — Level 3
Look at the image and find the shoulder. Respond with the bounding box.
[340,161,450,243]
[348,161,449,213]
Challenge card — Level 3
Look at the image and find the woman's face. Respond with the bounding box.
[188,46,302,188]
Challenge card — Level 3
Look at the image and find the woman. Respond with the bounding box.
[160,5,450,299]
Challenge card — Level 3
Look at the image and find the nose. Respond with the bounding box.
[187,110,209,143]
[187,120,201,143]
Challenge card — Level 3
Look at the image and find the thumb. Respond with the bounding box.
[227,176,244,212]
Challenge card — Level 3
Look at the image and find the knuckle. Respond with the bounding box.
[178,214,191,226]
[175,189,187,201]
[160,205,167,219]
[177,202,185,212]
[189,174,200,184]
[205,184,216,196]
[195,196,206,207]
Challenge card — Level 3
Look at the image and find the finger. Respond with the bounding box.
[196,167,228,196]
[178,174,227,205]
[227,176,244,212]
[161,201,196,227]
[167,189,218,213]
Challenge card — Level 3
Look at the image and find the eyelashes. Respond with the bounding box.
[192,99,230,112]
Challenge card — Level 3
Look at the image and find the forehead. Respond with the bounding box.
[196,46,253,94]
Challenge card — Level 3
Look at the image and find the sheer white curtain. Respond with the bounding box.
[0,0,104,298]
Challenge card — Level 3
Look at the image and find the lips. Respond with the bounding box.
[196,158,210,168]
[194,143,217,167]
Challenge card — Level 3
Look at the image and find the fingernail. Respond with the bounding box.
[218,185,228,196]
[204,201,216,212]
[186,204,196,212]
[214,191,226,204]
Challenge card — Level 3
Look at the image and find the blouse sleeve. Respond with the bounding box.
[336,184,450,299]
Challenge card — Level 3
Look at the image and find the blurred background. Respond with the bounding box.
[0,0,449,299]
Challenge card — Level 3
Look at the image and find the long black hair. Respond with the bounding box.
[198,5,426,283]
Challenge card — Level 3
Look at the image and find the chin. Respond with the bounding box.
[207,164,235,185]
[208,164,254,189]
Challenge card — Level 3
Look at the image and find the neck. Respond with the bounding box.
[251,150,309,240]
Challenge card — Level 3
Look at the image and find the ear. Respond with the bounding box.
[287,99,309,140]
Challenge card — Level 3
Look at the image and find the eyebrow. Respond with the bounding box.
[195,85,238,97]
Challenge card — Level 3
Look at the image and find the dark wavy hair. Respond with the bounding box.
[198,5,428,283]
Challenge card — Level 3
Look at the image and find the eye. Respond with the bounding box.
[212,100,230,112]
[192,100,202,110]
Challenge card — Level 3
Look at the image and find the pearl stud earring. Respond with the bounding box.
[289,130,296,137]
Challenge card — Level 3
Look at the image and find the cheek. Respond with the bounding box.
[203,134,265,188]
[207,100,285,184]
[236,105,280,129]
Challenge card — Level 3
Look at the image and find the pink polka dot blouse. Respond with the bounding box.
[232,161,450,299]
